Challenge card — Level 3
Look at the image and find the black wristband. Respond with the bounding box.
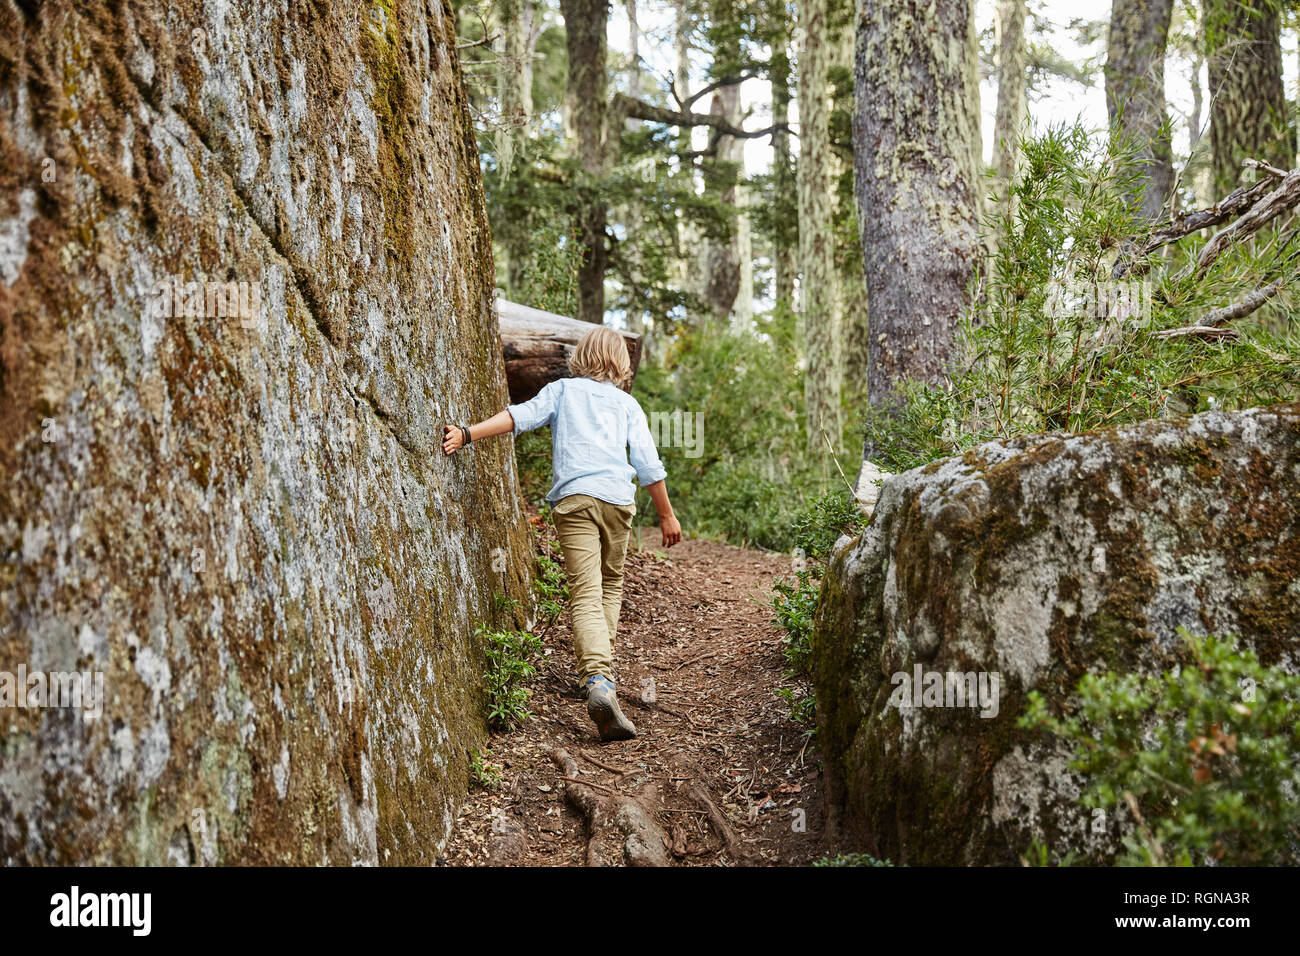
[460,425,471,445]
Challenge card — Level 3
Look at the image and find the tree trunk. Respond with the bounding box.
[498,299,643,402]
[992,0,1027,198]
[1205,0,1292,195]
[497,0,537,182]
[560,0,612,323]
[698,83,744,319]
[496,0,540,293]
[855,0,981,412]
[834,13,869,403]
[1105,0,1175,221]
[799,0,842,453]
[770,35,797,315]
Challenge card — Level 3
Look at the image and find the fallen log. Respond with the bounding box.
[497,298,643,404]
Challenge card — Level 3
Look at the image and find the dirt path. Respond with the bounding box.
[443,524,829,866]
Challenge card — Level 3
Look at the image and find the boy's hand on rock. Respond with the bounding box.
[441,424,464,455]
[659,514,682,547]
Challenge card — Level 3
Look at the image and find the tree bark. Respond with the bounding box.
[496,0,540,293]
[855,0,981,413]
[560,0,612,323]
[799,0,842,453]
[498,299,643,403]
[770,34,797,315]
[992,0,1027,198]
[497,0,537,182]
[698,5,744,323]
[1104,0,1175,221]
[834,13,869,403]
[1205,0,1292,195]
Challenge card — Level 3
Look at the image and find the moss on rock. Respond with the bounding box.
[0,0,532,864]
[812,403,1300,864]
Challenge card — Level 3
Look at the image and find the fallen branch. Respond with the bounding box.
[578,750,633,776]
[1193,170,1300,279]
[689,782,749,862]
[1156,279,1285,343]
[613,93,789,141]
[1114,172,1283,280]
[1154,325,1242,342]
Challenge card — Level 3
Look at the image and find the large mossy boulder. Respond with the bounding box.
[0,1,532,863]
[812,403,1300,865]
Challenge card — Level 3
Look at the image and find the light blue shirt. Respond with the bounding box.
[508,377,667,505]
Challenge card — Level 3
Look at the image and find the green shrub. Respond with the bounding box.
[770,491,864,725]
[1020,630,1300,866]
[866,122,1299,470]
[478,625,545,731]
[791,490,864,562]
[813,853,896,867]
[772,569,819,676]
[468,748,503,790]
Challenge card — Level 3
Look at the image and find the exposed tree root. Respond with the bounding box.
[551,748,672,866]
[689,781,749,862]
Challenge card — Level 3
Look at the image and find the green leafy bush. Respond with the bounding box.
[1020,630,1300,866]
[478,625,545,731]
[813,853,896,867]
[772,570,819,676]
[867,122,1299,470]
[468,748,503,790]
[770,491,865,726]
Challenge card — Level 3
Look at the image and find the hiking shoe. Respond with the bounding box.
[584,675,637,742]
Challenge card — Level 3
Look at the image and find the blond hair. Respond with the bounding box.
[568,326,631,389]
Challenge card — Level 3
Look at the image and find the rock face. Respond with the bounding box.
[0,1,532,863]
[813,403,1300,865]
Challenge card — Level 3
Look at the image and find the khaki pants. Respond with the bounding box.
[552,494,636,684]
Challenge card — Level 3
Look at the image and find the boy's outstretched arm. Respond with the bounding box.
[442,410,514,454]
[643,479,682,547]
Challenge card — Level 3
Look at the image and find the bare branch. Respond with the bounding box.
[1193,170,1300,278]
[1156,281,1284,342]
[1114,173,1282,280]
[681,71,762,112]
[613,92,790,141]
[1155,325,1243,341]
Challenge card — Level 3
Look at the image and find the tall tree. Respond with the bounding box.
[855,0,981,412]
[698,0,745,321]
[799,0,842,452]
[769,18,797,314]
[1105,0,1175,221]
[1205,0,1292,194]
[495,0,541,292]
[992,0,1027,199]
[560,0,612,322]
[832,4,868,402]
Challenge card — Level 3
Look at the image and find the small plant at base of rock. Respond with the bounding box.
[776,684,816,730]
[772,569,819,675]
[468,748,503,790]
[1019,629,1300,866]
[812,853,896,867]
[478,625,545,731]
[791,491,865,563]
[1019,839,1076,867]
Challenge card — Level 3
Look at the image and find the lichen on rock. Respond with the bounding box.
[0,0,532,864]
[812,403,1300,865]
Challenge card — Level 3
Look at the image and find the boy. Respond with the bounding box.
[442,327,681,741]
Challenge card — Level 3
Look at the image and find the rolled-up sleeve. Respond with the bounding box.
[508,380,560,435]
[628,405,668,487]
